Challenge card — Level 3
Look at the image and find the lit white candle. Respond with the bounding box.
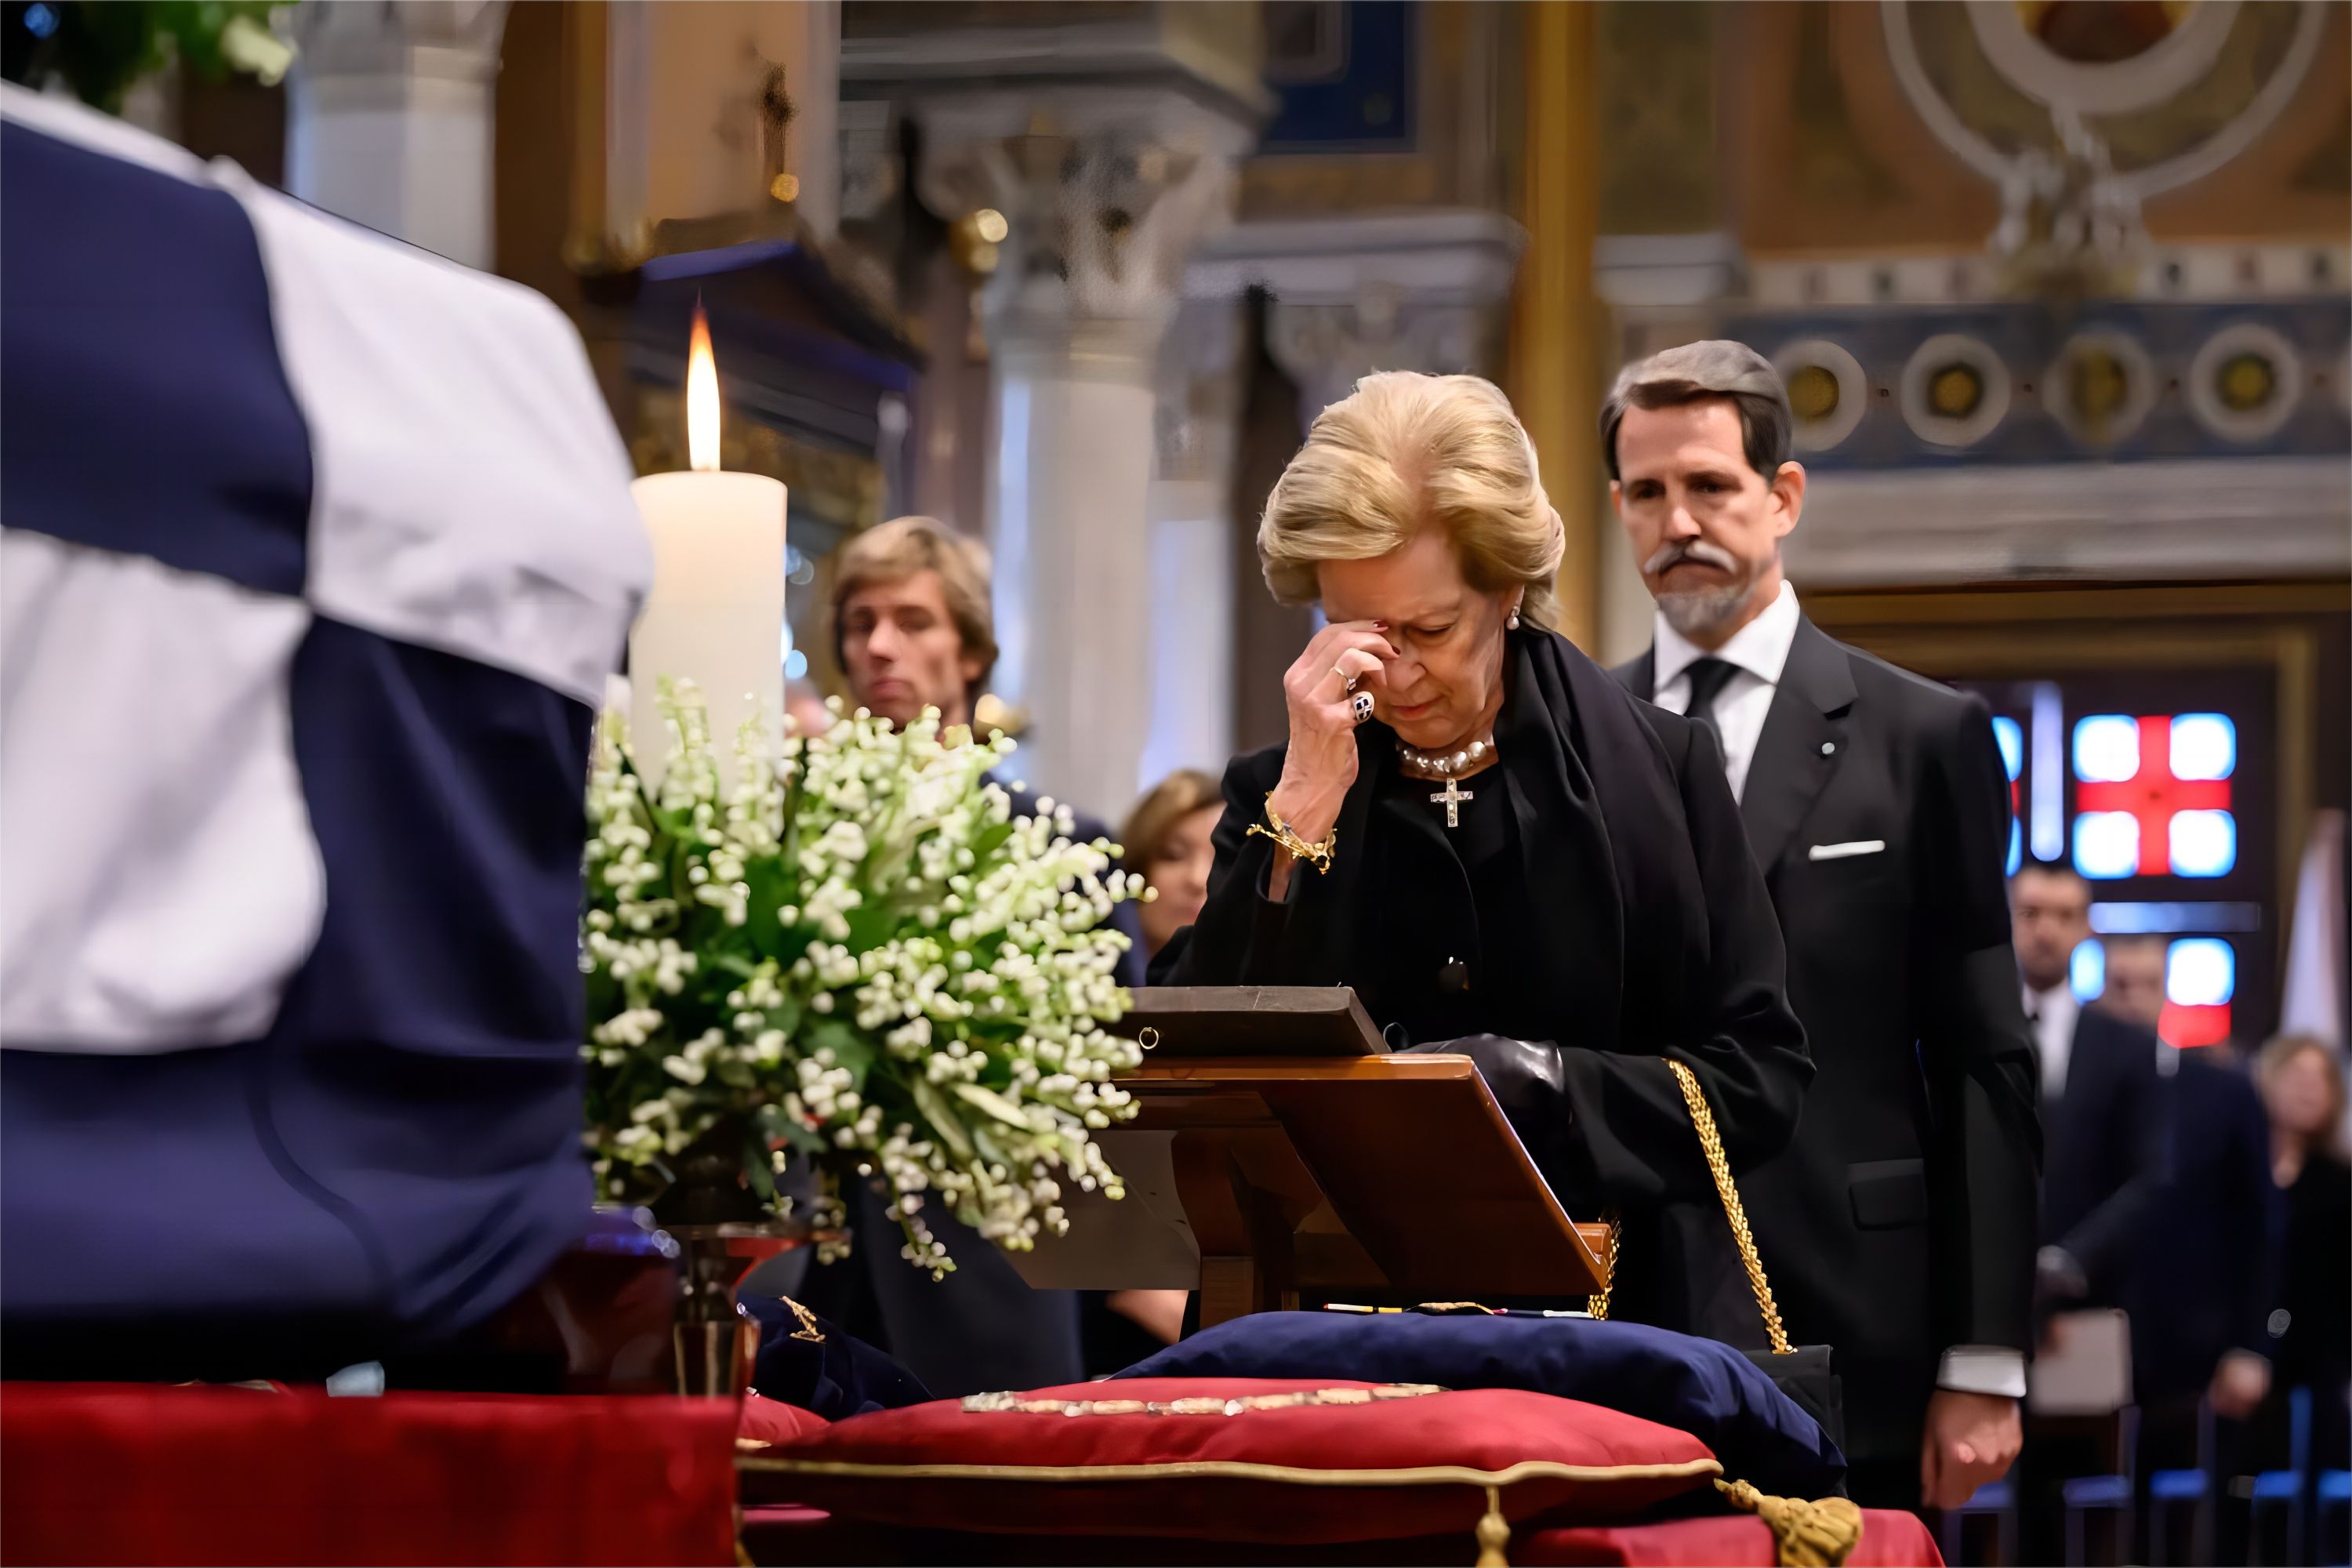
[627,305,787,787]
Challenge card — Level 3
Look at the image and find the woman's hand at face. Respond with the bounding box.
[1270,619,1394,844]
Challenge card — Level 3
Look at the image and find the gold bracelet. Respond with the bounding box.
[1245,790,1337,874]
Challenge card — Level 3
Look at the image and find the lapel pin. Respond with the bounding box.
[1820,742,1836,755]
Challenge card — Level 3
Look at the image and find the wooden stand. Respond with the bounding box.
[1121,1052,1609,1327]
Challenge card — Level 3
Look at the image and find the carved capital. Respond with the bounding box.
[923,111,1241,365]
[1267,295,1509,425]
[285,0,510,85]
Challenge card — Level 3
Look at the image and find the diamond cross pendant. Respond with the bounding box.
[1429,776,1473,829]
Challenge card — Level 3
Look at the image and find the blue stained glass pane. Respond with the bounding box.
[2167,938,2235,1007]
[2074,715,2140,783]
[1991,716,2024,780]
[2169,810,2237,878]
[2071,938,2106,1001]
[2074,811,2140,880]
[2169,713,2236,782]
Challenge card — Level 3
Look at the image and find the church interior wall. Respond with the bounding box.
[168,0,2344,850]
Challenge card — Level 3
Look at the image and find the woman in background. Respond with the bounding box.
[1123,769,1223,964]
[2256,1034,2350,1471]
[1080,768,1224,1371]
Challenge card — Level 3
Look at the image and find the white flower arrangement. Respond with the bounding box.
[583,680,1146,1278]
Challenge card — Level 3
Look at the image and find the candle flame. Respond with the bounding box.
[686,303,720,473]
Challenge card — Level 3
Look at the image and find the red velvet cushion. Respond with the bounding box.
[744,1377,1721,1546]
[1516,1510,1942,1566]
[739,1389,831,1449]
[1,1383,739,1566]
[735,1504,1944,1566]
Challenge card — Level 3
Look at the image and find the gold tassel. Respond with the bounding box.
[1715,1477,1864,1567]
[1474,1483,1512,1568]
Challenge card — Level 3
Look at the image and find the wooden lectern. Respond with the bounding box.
[1054,987,1610,1328]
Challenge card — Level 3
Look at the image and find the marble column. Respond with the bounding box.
[285,0,510,270]
[1142,298,1245,787]
[917,104,1255,822]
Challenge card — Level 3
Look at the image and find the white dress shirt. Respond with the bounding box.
[1656,581,2029,1403]
[1650,580,1802,802]
[2024,981,2079,1102]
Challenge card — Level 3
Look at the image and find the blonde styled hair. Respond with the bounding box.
[1258,372,1566,630]
[828,515,999,702]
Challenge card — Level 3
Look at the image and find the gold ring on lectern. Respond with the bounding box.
[1138,1026,1160,1051]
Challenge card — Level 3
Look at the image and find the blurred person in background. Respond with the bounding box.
[1121,768,1223,964]
[783,676,833,738]
[2009,862,2165,1314]
[2008,870,2165,1561]
[785,514,1139,1399]
[1075,768,1226,1373]
[2255,1034,2350,1472]
[1606,341,2038,1512]
[2100,936,2280,1498]
[2099,931,2171,1037]
[828,514,1142,984]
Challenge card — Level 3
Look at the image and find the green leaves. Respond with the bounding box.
[910,1078,975,1166]
[757,1102,825,1157]
[801,1018,873,1088]
[954,1083,1039,1132]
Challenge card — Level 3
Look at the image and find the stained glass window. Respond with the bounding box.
[2070,937,2106,1001]
[1991,715,2024,876]
[2069,713,2236,879]
[2162,937,2236,1048]
[1965,670,2273,1051]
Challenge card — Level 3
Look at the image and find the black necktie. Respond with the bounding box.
[1683,657,1737,752]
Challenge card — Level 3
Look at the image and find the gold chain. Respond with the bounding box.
[1244,791,1337,874]
[1585,1210,1620,1320]
[961,1384,1441,1417]
[776,1294,825,1344]
[1667,1059,1791,1355]
[1584,1062,1792,1355]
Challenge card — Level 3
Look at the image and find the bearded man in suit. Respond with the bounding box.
[1606,341,2042,1510]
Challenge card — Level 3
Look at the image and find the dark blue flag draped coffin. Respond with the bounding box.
[1116,1309,1847,1501]
[0,85,651,1360]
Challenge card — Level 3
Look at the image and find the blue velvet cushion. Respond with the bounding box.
[1116,1311,1844,1498]
[742,1295,932,1419]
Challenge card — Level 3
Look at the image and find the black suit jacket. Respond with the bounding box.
[2040,1004,2165,1305]
[1616,615,2041,1468]
[2128,1049,2278,1400]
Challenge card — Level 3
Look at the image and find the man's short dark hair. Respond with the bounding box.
[1599,339,1792,482]
[2013,858,2089,891]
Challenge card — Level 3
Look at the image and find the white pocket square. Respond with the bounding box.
[1809,839,1886,861]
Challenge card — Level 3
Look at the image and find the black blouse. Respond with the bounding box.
[1155,627,1810,1261]
[1364,754,1572,1049]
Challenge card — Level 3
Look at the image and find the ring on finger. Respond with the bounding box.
[1351,691,1374,724]
[1334,662,1357,695]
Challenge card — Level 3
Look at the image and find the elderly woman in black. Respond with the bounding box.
[1153,371,1811,1334]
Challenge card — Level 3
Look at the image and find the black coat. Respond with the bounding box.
[1159,626,1813,1330]
[1615,615,2041,1470]
[2040,1005,2165,1304]
[2128,1049,2279,1402]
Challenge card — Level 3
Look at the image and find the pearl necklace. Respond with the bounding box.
[1396,735,1497,779]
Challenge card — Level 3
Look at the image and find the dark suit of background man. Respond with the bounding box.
[1605,341,2042,1512]
[2009,863,2165,1316]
